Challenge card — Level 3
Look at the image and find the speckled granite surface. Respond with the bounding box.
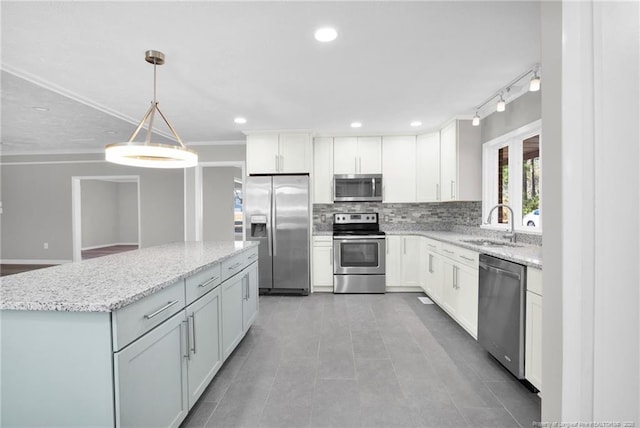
[0,241,259,312]
[383,230,542,268]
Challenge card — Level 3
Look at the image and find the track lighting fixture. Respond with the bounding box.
[472,113,480,126]
[496,95,506,112]
[529,71,541,92]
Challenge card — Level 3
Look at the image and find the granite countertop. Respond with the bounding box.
[0,241,259,313]
[383,230,542,268]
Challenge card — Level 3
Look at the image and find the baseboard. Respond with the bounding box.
[81,242,139,251]
[385,286,424,292]
[0,259,71,265]
[312,286,333,293]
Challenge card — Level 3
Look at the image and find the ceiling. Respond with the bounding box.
[1,1,541,155]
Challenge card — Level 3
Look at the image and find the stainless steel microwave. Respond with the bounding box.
[333,174,383,202]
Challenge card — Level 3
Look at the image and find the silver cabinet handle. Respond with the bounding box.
[280,155,284,172]
[403,238,407,254]
[359,157,362,172]
[199,276,219,288]
[190,314,196,354]
[436,183,440,200]
[182,320,190,360]
[451,180,455,199]
[248,253,258,261]
[428,243,437,249]
[354,157,358,173]
[247,276,250,300]
[275,154,279,172]
[460,255,474,262]
[428,254,434,273]
[443,249,454,255]
[453,266,458,289]
[144,300,179,319]
[228,262,242,270]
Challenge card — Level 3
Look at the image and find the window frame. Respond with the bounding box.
[482,119,542,233]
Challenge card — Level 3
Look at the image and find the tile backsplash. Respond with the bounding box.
[313,201,542,246]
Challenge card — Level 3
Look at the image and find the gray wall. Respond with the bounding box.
[203,167,240,242]
[0,159,183,261]
[481,90,542,143]
[81,180,118,248]
[117,182,138,243]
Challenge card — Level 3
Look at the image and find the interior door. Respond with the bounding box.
[272,175,309,290]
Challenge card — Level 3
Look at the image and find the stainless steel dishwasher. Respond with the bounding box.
[478,254,527,379]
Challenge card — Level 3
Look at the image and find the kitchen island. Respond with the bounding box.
[1,241,259,428]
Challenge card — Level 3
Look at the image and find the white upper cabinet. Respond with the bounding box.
[313,137,334,204]
[247,132,312,175]
[439,120,482,201]
[382,136,416,203]
[416,132,441,202]
[333,137,381,174]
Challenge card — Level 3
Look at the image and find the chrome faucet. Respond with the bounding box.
[486,204,516,243]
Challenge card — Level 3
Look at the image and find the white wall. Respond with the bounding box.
[543,0,640,423]
[117,182,138,244]
[203,167,239,242]
[81,180,118,248]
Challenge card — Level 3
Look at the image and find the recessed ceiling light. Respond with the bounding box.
[350,122,362,128]
[234,117,247,124]
[315,27,338,42]
[410,121,422,127]
[32,106,49,112]
[105,130,117,135]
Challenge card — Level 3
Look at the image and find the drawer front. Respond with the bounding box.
[454,246,479,268]
[112,280,185,351]
[423,237,442,254]
[222,253,246,282]
[313,236,333,247]
[244,246,259,265]
[185,263,222,305]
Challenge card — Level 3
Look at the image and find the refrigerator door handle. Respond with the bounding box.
[266,186,273,257]
[272,185,277,257]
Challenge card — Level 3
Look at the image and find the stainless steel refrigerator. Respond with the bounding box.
[245,175,310,294]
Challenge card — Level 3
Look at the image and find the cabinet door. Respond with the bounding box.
[382,136,417,202]
[357,136,382,173]
[456,264,479,338]
[243,263,259,331]
[385,235,403,288]
[279,133,311,173]
[186,288,222,408]
[400,236,421,287]
[333,137,358,174]
[526,291,543,391]
[440,258,458,316]
[247,133,279,174]
[425,251,443,303]
[416,132,441,201]
[221,275,244,360]
[114,311,188,428]
[312,241,334,287]
[440,122,457,201]
[313,137,334,203]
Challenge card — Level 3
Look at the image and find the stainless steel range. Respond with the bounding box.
[333,213,386,294]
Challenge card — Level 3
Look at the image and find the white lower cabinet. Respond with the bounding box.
[221,273,245,360]
[186,287,222,408]
[526,267,543,391]
[312,236,334,290]
[114,311,188,428]
[386,235,421,290]
[421,238,443,303]
[243,262,259,330]
[455,263,479,337]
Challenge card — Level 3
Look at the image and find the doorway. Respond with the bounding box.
[71,176,141,262]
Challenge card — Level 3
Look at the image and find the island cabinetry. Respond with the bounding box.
[0,243,259,428]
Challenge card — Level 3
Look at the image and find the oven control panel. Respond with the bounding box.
[333,213,378,224]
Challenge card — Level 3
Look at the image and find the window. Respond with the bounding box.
[482,120,542,232]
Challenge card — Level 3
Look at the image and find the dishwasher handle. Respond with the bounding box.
[479,262,522,281]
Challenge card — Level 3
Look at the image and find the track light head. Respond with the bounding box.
[472,113,480,126]
[529,72,541,92]
[496,95,506,112]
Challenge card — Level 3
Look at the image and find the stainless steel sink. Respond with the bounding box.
[461,239,523,248]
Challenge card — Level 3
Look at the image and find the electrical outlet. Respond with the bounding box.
[43,242,49,250]
[320,214,326,222]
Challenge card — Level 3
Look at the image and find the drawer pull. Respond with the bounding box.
[460,255,475,262]
[228,262,242,270]
[199,276,219,288]
[248,253,258,260]
[144,300,179,320]
[443,249,454,254]
[428,244,437,249]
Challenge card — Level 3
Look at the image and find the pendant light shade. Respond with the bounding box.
[529,72,541,92]
[105,50,198,169]
[472,112,480,126]
[496,95,506,112]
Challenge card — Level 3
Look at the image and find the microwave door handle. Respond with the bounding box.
[372,177,376,198]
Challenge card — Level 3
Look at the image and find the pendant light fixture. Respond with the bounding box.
[496,94,506,112]
[105,50,198,169]
[529,71,541,92]
[472,112,480,126]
